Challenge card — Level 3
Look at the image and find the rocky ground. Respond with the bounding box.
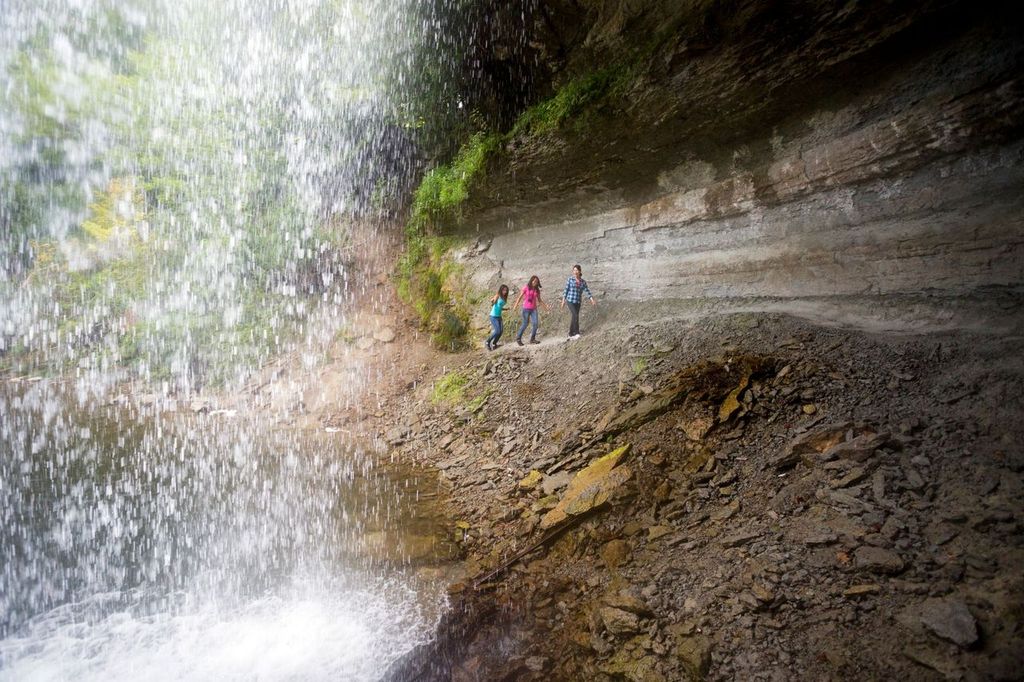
[347,295,1024,681]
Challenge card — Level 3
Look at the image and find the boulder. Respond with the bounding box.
[680,414,714,441]
[373,327,396,343]
[601,539,632,569]
[673,631,713,680]
[603,589,652,616]
[602,636,663,682]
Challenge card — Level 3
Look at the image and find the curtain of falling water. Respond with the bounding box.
[0,0,470,390]
[0,0,474,679]
[0,380,452,679]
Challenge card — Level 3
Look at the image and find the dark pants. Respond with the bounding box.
[486,315,502,346]
[517,308,539,341]
[567,301,581,336]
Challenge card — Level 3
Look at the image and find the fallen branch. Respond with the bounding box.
[472,509,595,589]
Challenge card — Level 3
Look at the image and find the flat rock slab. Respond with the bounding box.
[720,530,760,548]
[844,584,881,598]
[541,445,633,530]
[718,373,750,423]
[853,546,905,574]
[918,598,979,648]
[771,421,852,470]
[601,386,687,436]
[647,525,675,541]
[541,470,573,495]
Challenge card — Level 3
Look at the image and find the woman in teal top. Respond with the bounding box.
[485,284,509,350]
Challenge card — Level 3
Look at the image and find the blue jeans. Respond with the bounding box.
[486,315,503,346]
[517,308,539,341]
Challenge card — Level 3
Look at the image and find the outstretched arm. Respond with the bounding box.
[583,281,597,305]
[512,289,524,309]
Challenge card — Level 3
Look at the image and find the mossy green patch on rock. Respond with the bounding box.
[407,131,500,237]
[431,369,470,405]
[396,235,473,351]
[509,64,634,140]
[540,444,633,529]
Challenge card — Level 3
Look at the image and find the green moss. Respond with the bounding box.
[632,357,649,376]
[431,369,470,404]
[396,234,471,352]
[509,64,633,140]
[408,131,500,237]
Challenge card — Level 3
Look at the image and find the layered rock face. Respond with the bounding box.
[462,2,1023,312]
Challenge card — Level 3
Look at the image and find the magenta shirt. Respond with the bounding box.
[522,286,539,310]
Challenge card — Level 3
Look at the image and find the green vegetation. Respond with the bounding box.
[407,131,500,236]
[396,61,643,352]
[509,64,633,140]
[633,357,649,376]
[464,387,491,414]
[396,235,472,351]
[2,7,357,386]
[397,131,499,351]
[431,369,470,404]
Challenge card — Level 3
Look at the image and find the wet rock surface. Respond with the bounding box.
[374,305,1024,681]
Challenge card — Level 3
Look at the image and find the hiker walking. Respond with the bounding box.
[560,264,597,339]
[513,275,549,345]
[485,284,509,350]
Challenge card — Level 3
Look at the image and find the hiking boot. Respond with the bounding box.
[530,338,540,344]
[516,338,524,346]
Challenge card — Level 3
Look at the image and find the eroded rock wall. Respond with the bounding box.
[462,2,1024,308]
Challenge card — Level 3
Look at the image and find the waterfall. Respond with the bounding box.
[0,1,468,679]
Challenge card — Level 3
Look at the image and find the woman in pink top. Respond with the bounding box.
[512,275,549,345]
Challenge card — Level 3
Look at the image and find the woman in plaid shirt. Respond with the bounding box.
[560,264,597,339]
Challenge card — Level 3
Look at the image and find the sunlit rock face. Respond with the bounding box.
[463,2,1024,313]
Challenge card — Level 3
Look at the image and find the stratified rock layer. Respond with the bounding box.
[462,2,1024,311]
